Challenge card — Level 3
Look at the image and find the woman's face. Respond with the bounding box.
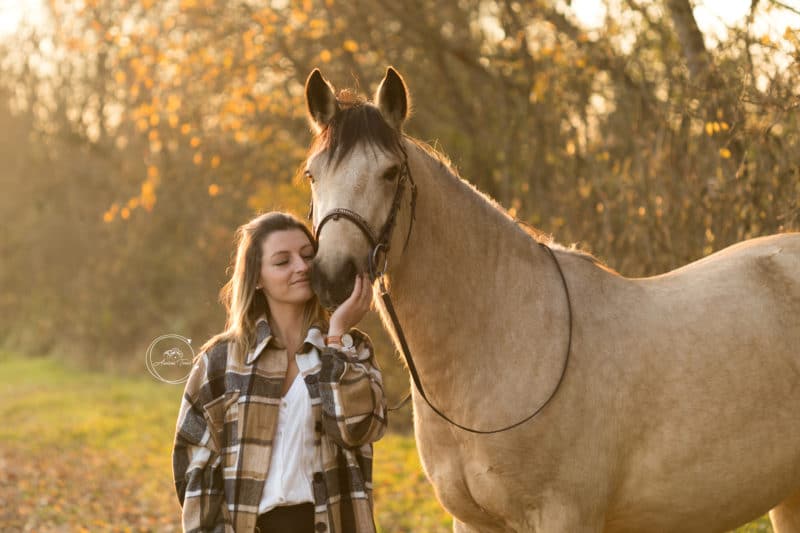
[258,228,315,307]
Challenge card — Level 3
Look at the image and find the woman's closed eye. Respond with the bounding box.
[275,255,314,266]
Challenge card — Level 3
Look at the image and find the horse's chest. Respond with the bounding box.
[414,419,532,528]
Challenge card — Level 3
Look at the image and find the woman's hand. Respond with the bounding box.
[328,273,373,336]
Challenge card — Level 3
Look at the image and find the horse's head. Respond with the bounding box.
[303,67,411,308]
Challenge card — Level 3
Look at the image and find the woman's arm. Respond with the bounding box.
[172,350,234,533]
[318,329,387,448]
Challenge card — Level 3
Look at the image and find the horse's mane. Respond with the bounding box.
[407,137,612,271]
[304,95,612,272]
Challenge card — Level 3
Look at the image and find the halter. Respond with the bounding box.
[306,142,573,435]
[307,143,417,282]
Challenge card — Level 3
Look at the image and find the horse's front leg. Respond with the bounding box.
[453,505,604,533]
[453,518,481,533]
[519,499,605,533]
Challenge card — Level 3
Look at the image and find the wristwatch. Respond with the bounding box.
[325,333,354,349]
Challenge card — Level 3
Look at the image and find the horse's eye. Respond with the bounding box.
[304,169,315,184]
[381,165,400,181]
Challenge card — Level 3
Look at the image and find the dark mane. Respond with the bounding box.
[309,91,402,167]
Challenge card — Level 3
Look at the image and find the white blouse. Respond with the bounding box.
[257,370,316,514]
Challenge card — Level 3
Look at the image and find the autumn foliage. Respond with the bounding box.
[0,1,798,428]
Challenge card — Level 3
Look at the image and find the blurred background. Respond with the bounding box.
[0,0,798,530]
[2,0,800,408]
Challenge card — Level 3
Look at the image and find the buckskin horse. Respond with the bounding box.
[302,66,800,533]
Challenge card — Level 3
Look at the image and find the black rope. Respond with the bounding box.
[383,241,573,434]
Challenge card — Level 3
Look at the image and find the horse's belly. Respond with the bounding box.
[607,485,788,533]
[608,390,800,532]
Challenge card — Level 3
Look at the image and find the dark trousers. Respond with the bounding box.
[255,502,315,533]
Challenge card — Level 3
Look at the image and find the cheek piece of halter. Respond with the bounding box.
[304,144,573,435]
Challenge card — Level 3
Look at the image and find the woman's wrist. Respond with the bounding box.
[327,323,346,338]
[325,333,344,347]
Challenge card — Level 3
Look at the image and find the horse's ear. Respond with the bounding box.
[305,69,339,133]
[375,66,409,130]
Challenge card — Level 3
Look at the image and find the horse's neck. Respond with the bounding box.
[383,143,564,414]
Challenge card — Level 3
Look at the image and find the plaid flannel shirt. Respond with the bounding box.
[172,313,387,533]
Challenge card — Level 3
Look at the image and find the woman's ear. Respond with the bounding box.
[375,66,410,130]
[305,69,339,133]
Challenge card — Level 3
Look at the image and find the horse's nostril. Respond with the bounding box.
[310,259,359,308]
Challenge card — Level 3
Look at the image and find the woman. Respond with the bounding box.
[173,212,387,533]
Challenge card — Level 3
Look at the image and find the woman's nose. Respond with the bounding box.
[296,257,311,271]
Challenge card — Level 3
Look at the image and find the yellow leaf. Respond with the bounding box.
[147,165,159,178]
[193,152,203,165]
[190,136,201,147]
[167,94,181,111]
[320,49,332,63]
[705,122,714,136]
[211,155,221,168]
[121,207,131,219]
[181,123,191,135]
[719,148,731,158]
[208,183,220,196]
[343,39,359,53]
[578,180,591,199]
[115,71,126,84]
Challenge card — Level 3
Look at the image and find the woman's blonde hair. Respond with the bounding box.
[196,212,328,362]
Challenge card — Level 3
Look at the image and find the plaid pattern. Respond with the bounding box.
[172,313,387,533]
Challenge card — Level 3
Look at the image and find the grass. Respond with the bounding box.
[0,351,773,532]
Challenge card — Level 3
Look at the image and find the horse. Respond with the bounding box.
[302,66,800,533]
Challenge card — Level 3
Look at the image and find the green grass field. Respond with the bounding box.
[0,352,772,532]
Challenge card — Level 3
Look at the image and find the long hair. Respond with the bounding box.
[196,212,328,362]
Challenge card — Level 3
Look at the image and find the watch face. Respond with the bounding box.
[342,333,354,348]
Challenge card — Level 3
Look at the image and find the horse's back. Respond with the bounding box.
[649,232,800,284]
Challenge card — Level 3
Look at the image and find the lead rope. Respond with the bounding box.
[378,241,573,433]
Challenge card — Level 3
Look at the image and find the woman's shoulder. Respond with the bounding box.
[194,336,234,375]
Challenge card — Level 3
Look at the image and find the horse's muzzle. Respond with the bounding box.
[310,258,357,309]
